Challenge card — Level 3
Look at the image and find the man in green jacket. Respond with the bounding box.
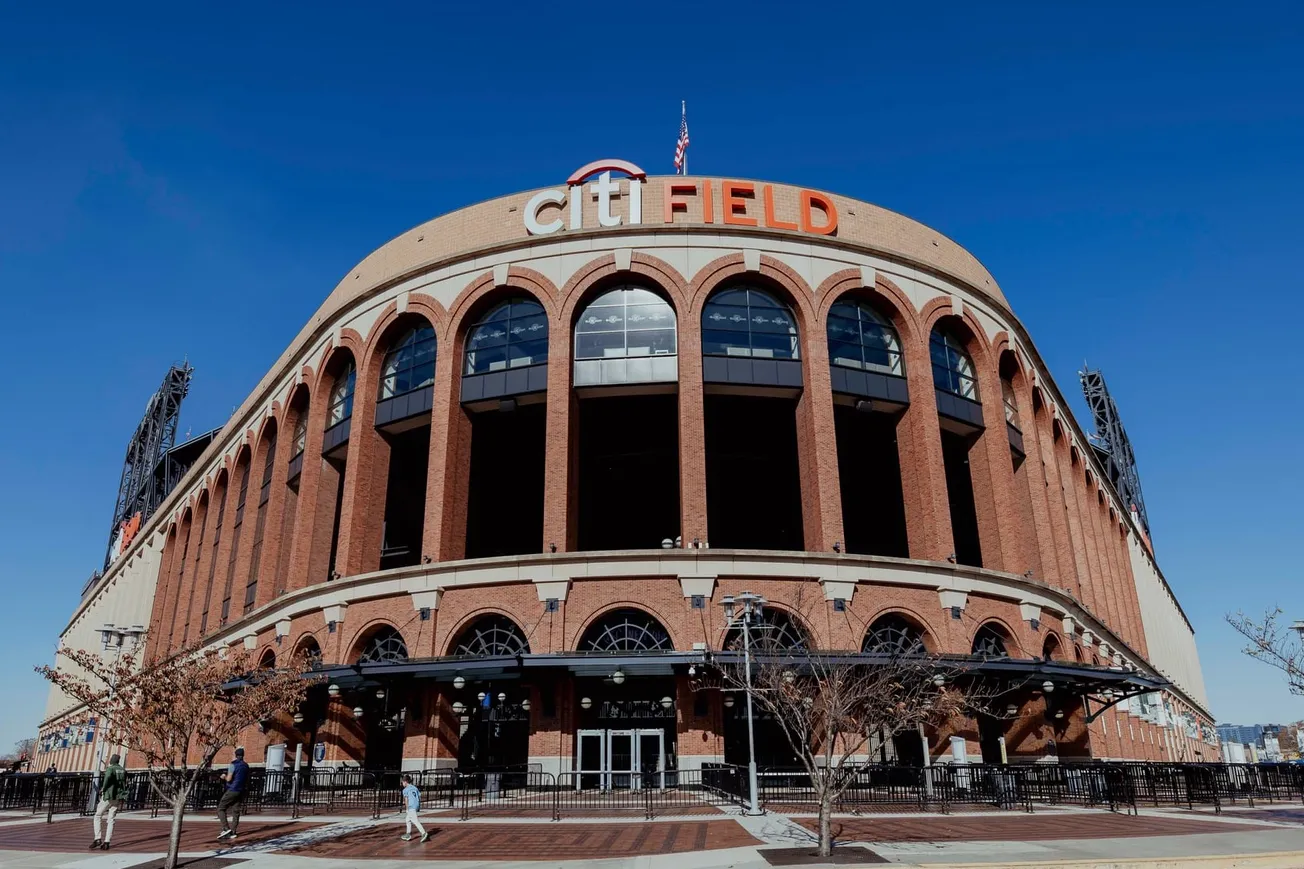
[91,754,126,851]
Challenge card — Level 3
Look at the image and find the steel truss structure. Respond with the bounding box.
[1080,367,1150,537]
[103,363,196,570]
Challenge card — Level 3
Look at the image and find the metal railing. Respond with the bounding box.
[6,761,1300,821]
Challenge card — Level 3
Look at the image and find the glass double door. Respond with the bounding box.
[576,729,665,790]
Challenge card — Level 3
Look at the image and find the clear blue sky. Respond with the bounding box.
[2,1,1301,750]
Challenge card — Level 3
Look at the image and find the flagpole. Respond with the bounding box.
[681,101,687,176]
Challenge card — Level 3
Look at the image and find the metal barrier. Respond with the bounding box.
[6,761,1296,820]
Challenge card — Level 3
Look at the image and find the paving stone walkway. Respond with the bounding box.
[279,818,761,860]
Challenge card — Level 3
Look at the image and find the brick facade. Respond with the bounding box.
[40,171,1218,772]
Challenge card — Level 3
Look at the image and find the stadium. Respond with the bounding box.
[37,159,1216,780]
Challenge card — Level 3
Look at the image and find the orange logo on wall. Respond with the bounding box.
[524,159,838,238]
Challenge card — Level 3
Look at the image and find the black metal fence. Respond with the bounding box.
[6,761,1303,822]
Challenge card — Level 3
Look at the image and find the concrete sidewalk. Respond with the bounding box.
[1,805,1303,868]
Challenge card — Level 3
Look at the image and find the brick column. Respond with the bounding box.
[896,333,954,561]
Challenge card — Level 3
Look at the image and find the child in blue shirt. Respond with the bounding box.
[400,775,429,842]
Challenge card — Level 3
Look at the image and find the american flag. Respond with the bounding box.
[673,102,690,174]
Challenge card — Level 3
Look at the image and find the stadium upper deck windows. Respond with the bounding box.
[461,297,549,408]
[377,325,436,428]
[380,326,436,398]
[827,297,909,408]
[327,362,356,426]
[574,286,677,387]
[322,359,356,457]
[828,299,901,376]
[930,328,978,401]
[702,288,798,359]
[701,287,802,391]
[465,298,548,374]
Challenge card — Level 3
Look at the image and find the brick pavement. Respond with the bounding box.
[280,819,761,860]
[795,811,1279,842]
[0,818,310,853]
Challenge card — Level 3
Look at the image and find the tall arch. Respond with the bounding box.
[198,469,229,636]
[930,318,985,568]
[243,419,278,614]
[219,447,253,627]
[276,385,310,597]
[570,281,681,551]
[829,291,910,558]
[316,350,357,584]
[359,314,439,573]
[700,283,805,552]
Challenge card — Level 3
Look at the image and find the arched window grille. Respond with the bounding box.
[827,299,902,375]
[380,325,437,400]
[327,361,356,428]
[452,615,531,657]
[1001,379,1021,429]
[725,608,809,652]
[579,608,673,652]
[930,328,978,400]
[291,406,308,458]
[357,626,409,664]
[575,286,677,360]
[296,637,323,669]
[465,298,548,374]
[702,288,799,360]
[862,614,926,656]
[971,625,1009,659]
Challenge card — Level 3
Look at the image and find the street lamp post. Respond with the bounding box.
[87,624,144,813]
[721,591,766,816]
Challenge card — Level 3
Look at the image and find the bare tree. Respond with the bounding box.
[1227,608,1304,694]
[38,638,314,869]
[706,594,1008,858]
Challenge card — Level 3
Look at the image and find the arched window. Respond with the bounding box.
[291,407,308,458]
[579,608,673,652]
[451,615,531,657]
[380,325,437,400]
[465,298,548,374]
[862,614,926,656]
[327,361,356,428]
[702,288,799,360]
[575,286,676,360]
[930,328,978,400]
[357,626,409,664]
[1042,634,1062,662]
[296,636,323,669]
[971,624,1009,659]
[258,649,276,670]
[725,608,809,652]
[828,299,902,375]
[1001,378,1020,429]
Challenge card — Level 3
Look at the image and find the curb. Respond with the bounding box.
[909,852,1304,869]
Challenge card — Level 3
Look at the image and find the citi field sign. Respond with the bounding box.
[524,159,839,237]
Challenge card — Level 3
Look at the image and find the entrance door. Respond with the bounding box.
[576,729,606,791]
[636,729,665,789]
[607,730,636,790]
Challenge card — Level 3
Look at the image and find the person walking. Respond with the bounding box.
[399,775,429,842]
[90,754,126,851]
[216,748,249,841]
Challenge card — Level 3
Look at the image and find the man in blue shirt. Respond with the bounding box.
[399,775,429,842]
[216,748,249,841]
